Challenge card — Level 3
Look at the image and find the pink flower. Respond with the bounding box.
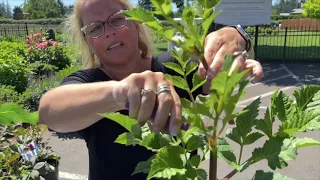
[26,44,30,48]
[28,47,33,51]
[52,41,58,46]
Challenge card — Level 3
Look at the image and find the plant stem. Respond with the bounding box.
[209,115,219,180]
[209,147,218,180]
[238,145,243,164]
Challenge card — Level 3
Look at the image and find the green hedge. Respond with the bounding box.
[271,15,303,21]
[0,18,65,25]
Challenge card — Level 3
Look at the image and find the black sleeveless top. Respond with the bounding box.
[60,52,202,180]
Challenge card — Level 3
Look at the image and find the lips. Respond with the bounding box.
[107,42,124,50]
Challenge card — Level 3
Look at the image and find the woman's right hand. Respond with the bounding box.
[114,71,182,136]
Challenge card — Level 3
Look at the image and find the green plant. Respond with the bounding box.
[0,85,19,103]
[19,65,81,112]
[0,123,60,180]
[23,32,71,76]
[0,103,60,179]
[0,41,30,93]
[96,0,320,180]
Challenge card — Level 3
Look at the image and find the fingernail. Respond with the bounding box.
[199,68,206,77]
[170,127,179,136]
[207,69,216,79]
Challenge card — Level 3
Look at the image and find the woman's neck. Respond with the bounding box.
[99,56,152,81]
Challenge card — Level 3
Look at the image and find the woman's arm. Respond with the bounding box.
[38,81,124,133]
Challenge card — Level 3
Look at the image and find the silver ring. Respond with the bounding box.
[157,84,171,95]
[141,88,156,96]
[233,50,249,60]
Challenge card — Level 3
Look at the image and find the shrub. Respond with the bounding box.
[23,32,71,76]
[19,65,81,112]
[0,41,30,93]
[0,85,19,103]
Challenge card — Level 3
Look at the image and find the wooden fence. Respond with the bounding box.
[280,18,320,31]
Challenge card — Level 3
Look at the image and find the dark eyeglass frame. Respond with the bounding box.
[80,10,128,39]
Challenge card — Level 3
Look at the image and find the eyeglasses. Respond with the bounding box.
[81,10,128,39]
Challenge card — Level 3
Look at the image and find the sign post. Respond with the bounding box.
[214,0,272,26]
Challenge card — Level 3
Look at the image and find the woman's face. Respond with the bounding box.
[80,0,140,67]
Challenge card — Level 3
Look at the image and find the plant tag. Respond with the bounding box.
[18,141,41,161]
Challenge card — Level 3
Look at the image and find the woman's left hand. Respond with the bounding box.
[199,27,264,94]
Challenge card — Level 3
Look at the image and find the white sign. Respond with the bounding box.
[214,0,272,26]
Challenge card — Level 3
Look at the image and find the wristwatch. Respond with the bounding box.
[228,24,252,52]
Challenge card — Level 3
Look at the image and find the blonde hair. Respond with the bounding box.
[63,0,154,69]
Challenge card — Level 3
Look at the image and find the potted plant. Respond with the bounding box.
[0,103,60,180]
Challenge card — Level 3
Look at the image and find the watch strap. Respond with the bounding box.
[228,25,252,52]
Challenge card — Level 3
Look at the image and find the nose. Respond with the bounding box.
[106,32,116,38]
[104,23,118,38]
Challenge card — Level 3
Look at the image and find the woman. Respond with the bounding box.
[38,0,263,179]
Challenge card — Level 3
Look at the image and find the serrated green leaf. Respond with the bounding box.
[163,62,184,75]
[123,8,163,31]
[236,98,261,136]
[0,103,38,125]
[191,73,206,92]
[191,1,204,18]
[132,155,155,175]
[274,91,297,122]
[147,146,186,180]
[200,10,222,44]
[165,74,189,91]
[251,170,295,180]
[217,138,240,170]
[115,132,140,146]
[197,169,208,180]
[150,0,172,15]
[189,155,201,167]
[226,128,242,145]
[100,112,138,133]
[186,135,206,152]
[185,61,198,76]
[198,0,221,8]
[306,90,320,111]
[222,55,234,72]
[180,126,200,144]
[291,137,320,148]
[244,132,264,145]
[224,79,249,116]
[210,71,228,95]
[278,110,320,137]
[160,28,175,41]
[140,133,172,152]
[255,107,274,139]
[171,47,190,67]
[251,137,297,170]
[293,86,320,111]
[181,7,198,44]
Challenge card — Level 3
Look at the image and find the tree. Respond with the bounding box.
[13,6,24,20]
[0,1,5,17]
[23,0,62,19]
[57,0,65,16]
[5,0,11,18]
[273,0,298,14]
[303,0,320,19]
